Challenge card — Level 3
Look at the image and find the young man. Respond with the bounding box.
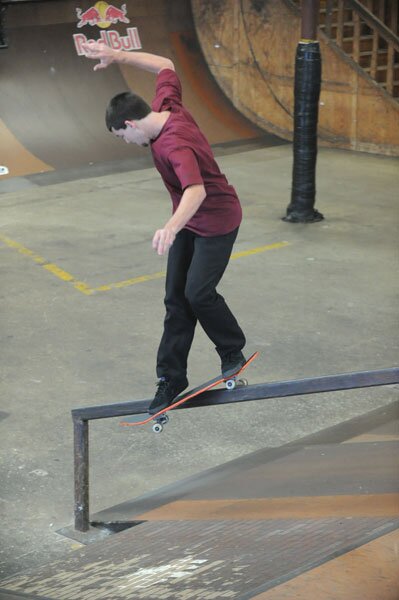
[82,41,246,414]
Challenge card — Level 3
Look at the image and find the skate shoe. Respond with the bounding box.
[221,350,246,379]
[148,377,188,415]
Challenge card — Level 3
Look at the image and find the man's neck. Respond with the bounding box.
[151,110,170,140]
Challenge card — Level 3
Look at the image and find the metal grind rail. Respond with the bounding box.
[72,367,399,532]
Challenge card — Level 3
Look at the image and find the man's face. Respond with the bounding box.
[112,122,150,147]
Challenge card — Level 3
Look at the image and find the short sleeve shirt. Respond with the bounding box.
[150,69,242,237]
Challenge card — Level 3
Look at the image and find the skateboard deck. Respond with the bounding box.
[120,351,258,432]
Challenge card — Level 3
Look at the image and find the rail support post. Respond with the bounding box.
[73,417,90,532]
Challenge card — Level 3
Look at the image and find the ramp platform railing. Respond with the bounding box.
[72,367,399,532]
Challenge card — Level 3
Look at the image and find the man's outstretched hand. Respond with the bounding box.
[81,40,116,71]
[151,185,206,255]
[152,227,177,256]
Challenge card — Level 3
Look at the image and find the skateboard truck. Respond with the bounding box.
[120,352,258,433]
[152,376,249,432]
[152,413,169,433]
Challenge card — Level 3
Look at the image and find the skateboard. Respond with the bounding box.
[120,351,258,433]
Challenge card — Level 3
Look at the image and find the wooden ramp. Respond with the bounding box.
[191,0,399,156]
[0,0,273,180]
[0,402,398,599]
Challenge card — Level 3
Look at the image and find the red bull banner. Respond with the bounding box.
[73,1,142,55]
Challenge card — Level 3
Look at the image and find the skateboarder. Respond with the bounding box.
[82,42,246,414]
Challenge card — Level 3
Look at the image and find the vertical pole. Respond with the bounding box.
[353,10,361,63]
[386,41,394,95]
[283,0,324,223]
[391,1,398,36]
[325,0,334,38]
[337,0,345,47]
[0,2,8,49]
[74,417,90,532]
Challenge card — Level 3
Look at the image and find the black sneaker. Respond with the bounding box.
[221,351,246,379]
[148,377,188,415]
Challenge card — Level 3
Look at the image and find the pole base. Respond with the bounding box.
[282,209,324,223]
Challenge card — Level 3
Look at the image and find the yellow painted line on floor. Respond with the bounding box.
[93,271,166,292]
[92,242,290,292]
[231,240,290,259]
[0,235,47,264]
[0,234,94,295]
[0,235,290,296]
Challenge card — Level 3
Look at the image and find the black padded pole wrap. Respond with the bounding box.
[284,41,324,223]
[0,2,8,49]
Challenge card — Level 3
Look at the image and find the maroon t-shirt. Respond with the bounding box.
[150,69,242,237]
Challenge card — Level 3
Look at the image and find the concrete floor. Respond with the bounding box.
[1,143,398,578]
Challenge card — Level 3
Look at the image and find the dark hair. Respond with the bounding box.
[105,92,151,131]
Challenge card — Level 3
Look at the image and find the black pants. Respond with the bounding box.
[156,227,246,382]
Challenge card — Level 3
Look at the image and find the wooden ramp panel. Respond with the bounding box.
[0,518,398,599]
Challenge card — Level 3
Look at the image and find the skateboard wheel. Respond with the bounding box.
[238,378,248,386]
[152,423,163,433]
[225,378,236,390]
[158,414,169,425]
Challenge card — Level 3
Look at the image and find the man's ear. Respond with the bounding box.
[125,120,136,129]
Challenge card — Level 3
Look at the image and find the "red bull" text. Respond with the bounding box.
[73,28,142,55]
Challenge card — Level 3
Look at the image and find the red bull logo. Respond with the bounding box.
[73,27,142,55]
[76,2,129,29]
[74,2,140,55]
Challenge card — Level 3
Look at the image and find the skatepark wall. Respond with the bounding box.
[191,0,399,157]
[0,0,263,179]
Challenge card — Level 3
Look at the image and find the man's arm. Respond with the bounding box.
[152,184,206,256]
[82,40,174,73]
